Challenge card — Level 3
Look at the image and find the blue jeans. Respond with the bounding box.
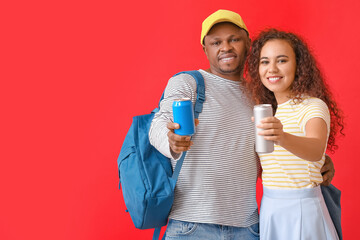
[164,219,259,240]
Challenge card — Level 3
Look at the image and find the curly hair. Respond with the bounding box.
[246,29,344,152]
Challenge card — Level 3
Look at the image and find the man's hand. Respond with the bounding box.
[167,119,199,154]
[321,154,335,186]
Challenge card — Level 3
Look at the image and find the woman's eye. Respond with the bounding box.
[278,59,287,63]
[260,60,269,65]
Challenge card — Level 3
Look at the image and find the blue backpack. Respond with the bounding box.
[117,71,205,240]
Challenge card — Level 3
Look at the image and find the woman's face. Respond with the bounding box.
[258,39,297,104]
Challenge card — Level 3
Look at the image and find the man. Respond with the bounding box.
[149,9,335,239]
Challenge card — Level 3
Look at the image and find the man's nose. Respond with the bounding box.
[220,41,233,52]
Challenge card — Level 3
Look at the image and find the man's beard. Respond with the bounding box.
[219,59,245,75]
[220,65,242,74]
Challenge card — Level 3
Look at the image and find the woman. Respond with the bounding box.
[247,29,344,239]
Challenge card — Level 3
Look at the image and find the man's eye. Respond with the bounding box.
[231,38,240,42]
[212,41,220,46]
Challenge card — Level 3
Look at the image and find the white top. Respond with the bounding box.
[149,69,259,227]
[259,97,331,189]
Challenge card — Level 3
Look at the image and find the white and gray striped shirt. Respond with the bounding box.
[149,69,259,227]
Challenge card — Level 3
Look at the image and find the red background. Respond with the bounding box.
[1,0,359,239]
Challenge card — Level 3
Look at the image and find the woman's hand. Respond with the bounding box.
[257,117,284,145]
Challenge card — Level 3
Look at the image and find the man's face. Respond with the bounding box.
[203,22,249,80]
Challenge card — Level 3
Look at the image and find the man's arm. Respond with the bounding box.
[321,154,335,186]
[149,74,197,159]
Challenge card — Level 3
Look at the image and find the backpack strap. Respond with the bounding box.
[152,227,162,240]
[153,70,205,183]
[169,70,205,182]
[173,70,205,119]
[153,70,205,240]
[152,70,205,116]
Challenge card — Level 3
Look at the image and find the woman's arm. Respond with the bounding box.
[257,117,328,162]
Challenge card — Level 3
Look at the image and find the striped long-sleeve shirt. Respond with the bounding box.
[259,97,331,189]
[149,69,259,227]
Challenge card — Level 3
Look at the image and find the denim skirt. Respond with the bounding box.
[260,186,339,240]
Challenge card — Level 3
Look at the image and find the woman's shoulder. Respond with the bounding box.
[299,97,329,116]
[301,97,327,108]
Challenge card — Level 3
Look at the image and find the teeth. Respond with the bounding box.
[269,77,280,81]
[221,57,234,62]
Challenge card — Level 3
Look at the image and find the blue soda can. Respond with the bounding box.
[172,98,195,136]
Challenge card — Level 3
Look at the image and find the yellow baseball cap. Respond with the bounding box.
[201,9,248,45]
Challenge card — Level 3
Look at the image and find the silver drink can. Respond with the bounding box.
[254,104,274,153]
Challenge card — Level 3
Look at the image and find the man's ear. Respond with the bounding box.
[202,36,207,53]
[245,37,251,56]
[247,37,251,50]
[202,43,208,56]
